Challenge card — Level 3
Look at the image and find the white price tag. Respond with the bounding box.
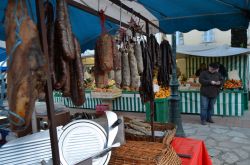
[153,84,160,92]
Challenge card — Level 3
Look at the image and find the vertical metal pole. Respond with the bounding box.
[169,33,185,137]
[146,21,155,141]
[36,1,60,164]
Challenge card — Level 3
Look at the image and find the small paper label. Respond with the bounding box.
[154,84,160,92]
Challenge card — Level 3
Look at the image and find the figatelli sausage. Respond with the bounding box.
[157,40,173,87]
[5,0,46,135]
[62,62,71,97]
[139,41,154,103]
[69,37,85,106]
[55,0,75,60]
[53,49,67,90]
[149,34,160,68]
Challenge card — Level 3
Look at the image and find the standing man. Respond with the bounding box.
[199,63,224,125]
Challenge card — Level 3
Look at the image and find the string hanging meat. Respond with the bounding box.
[69,37,85,106]
[121,48,131,90]
[55,0,75,60]
[149,34,160,68]
[134,42,144,74]
[45,0,85,105]
[128,43,140,91]
[139,41,154,103]
[5,0,46,134]
[157,40,173,87]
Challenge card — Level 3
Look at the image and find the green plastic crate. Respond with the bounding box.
[145,98,169,123]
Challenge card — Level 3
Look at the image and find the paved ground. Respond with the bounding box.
[78,108,250,164]
[184,123,250,165]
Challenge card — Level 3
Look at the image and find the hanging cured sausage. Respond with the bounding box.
[128,43,140,90]
[5,0,46,133]
[55,0,75,60]
[134,43,144,74]
[69,37,85,106]
[96,34,114,72]
[149,34,160,68]
[157,40,173,87]
[121,48,131,90]
[139,41,154,103]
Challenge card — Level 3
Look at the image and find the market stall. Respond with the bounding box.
[177,44,249,116]
[1,0,250,164]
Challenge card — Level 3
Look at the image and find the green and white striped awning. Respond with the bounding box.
[185,55,249,89]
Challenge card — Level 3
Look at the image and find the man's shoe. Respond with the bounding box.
[201,121,207,125]
[206,119,214,123]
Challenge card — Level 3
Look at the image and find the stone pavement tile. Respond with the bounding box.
[183,125,193,130]
[212,158,222,165]
[214,146,230,152]
[219,141,241,149]
[196,130,212,136]
[205,139,217,148]
[236,159,250,165]
[241,120,250,128]
[242,146,250,151]
[231,127,250,137]
[210,133,230,141]
[221,152,239,164]
[212,128,229,134]
[231,137,250,144]
[209,124,229,129]
[233,149,249,160]
[226,131,248,138]
[184,129,196,136]
[208,148,221,157]
[188,135,207,141]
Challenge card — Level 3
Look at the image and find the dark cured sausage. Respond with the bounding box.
[69,37,85,106]
[55,0,75,60]
[62,62,71,97]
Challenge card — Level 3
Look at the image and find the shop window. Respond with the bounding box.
[176,31,184,45]
[202,30,215,43]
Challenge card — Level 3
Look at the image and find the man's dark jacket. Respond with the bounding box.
[199,70,224,98]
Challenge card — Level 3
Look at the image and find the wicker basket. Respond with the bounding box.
[124,117,176,144]
[109,141,181,165]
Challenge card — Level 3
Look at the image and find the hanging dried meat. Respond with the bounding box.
[128,43,140,90]
[69,37,85,106]
[55,0,75,60]
[94,43,108,88]
[121,48,131,90]
[157,40,173,87]
[139,41,154,103]
[149,34,160,68]
[113,40,121,70]
[45,0,86,106]
[134,43,144,74]
[5,0,46,134]
[114,47,122,88]
[96,34,114,72]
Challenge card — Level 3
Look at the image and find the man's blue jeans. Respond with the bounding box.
[200,95,217,122]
